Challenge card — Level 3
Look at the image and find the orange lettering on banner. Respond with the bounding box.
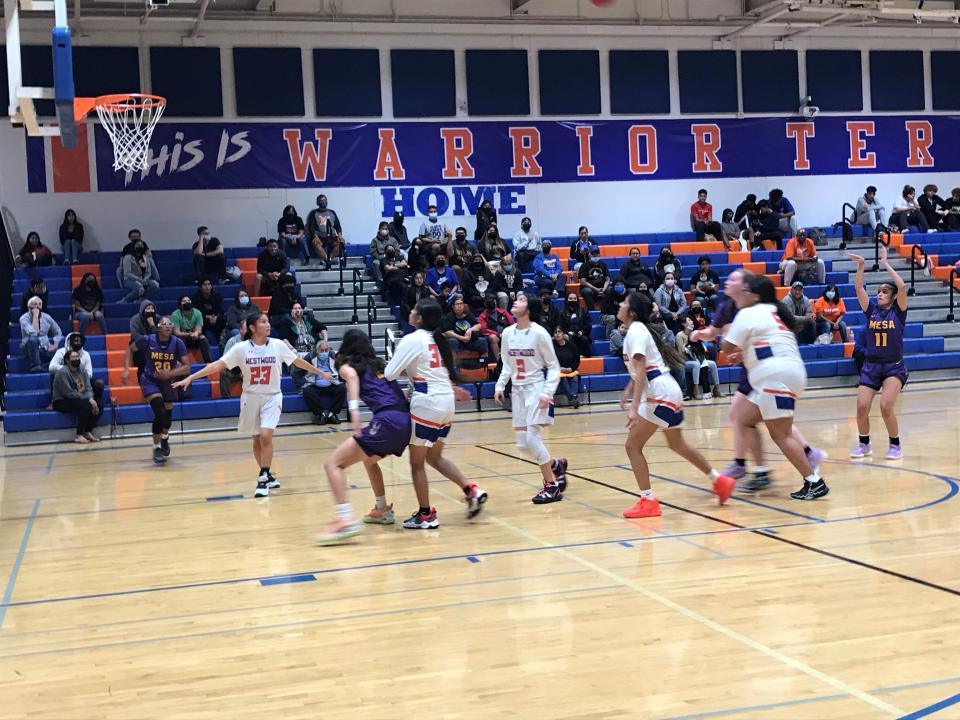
[575,126,595,176]
[373,128,405,181]
[627,125,658,175]
[440,128,475,179]
[508,127,543,178]
[691,124,722,172]
[905,120,934,168]
[283,128,332,182]
[846,121,876,169]
[785,122,815,171]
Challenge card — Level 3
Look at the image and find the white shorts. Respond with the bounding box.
[747,362,807,420]
[511,381,554,429]
[636,374,685,429]
[409,393,455,447]
[237,392,283,434]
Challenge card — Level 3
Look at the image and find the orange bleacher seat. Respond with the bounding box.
[717,350,734,367]
[210,378,241,399]
[575,357,604,375]
[237,257,257,272]
[888,233,904,248]
[775,287,790,300]
[242,271,257,293]
[107,349,127,367]
[251,296,270,310]
[598,244,647,258]
[70,264,101,286]
[742,261,766,274]
[728,251,751,265]
[108,367,128,386]
[72,318,102,335]
[843,342,854,358]
[110,385,145,405]
[762,239,779,251]
[550,247,571,260]
[106,333,130,351]
[671,241,725,254]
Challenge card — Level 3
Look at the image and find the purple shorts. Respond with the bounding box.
[859,359,908,391]
[355,410,412,458]
[141,378,178,403]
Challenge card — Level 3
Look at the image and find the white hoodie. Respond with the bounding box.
[48,332,93,377]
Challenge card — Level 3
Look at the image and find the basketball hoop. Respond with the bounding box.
[75,93,166,173]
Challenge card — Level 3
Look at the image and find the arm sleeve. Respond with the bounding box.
[539,328,561,397]
[49,348,66,372]
[384,335,419,381]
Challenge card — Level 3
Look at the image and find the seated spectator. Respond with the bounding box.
[302,339,345,424]
[49,332,105,407]
[51,348,102,443]
[533,241,565,296]
[753,200,783,250]
[120,240,161,303]
[511,217,540,272]
[945,187,960,231]
[600,281,628,337]
[560,293,593,357]
[388,211,411,250]
[17,231,53,268]
[552,326,581,408]
[653,271,688,333]
[690,189,723,243]
[438,283,457,311]
[785,281,817,345]
[609,322,627,356]
[538,288,561,335]
[474,199,497,241]
[192,226,229,285]
[854,185,888,232]
[425,254,460,298]
[192,278,225,345]
[719,208,748,251]
[369,221,401,286]
[493,253,525,310]
[379,246,409,305]
[278,204,308,262]
[20,278,48,314]
[687,301,710,332]
[443,296,489,361]
[446,227,476,273]
[690,256,721,310]
[269,273,307,323]
[578,244,609,308]
[128,300,158,377]
[219,315,248,398]
[461,254,495,311]
[402,271,431,319]
[256,238,289,297]
[734,193,758,231]
[813,284,849,344]
[279,303,328,389]
[616,247,653,290]
[891,185,929,233]
[919,184,949,232]
[222,288,259,345]
[306,194,345,269]
[121,228,150,257]
[780,229,825,286]
[477,223,509,264]
[72,272,108,334]
[648,303,677,347]
[418,204,451,259]
[768,188,799,237]
[20,296,63,372]
[59,209,84,265]
[171,295,212,362]
[676,317,722,400]
[654,247,681,285]
[478,294,515,363]
[570,226,594,269]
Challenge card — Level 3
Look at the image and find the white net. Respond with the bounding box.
[94,94,166,173]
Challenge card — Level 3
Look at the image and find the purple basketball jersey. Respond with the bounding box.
[359,368,407,413]
[137,334,187,382]
[864,300,905,361]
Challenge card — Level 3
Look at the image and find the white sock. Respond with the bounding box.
[754,465,769,474]
[374,495,387,510]
[160,432,169,440]
[154,442,161,449]
[335,502,353,521]
[639,489,654,499]
[708,469,719,480]
[804,473,821,484]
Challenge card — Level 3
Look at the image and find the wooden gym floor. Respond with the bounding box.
[1,380,960,720]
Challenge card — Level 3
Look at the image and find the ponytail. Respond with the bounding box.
[416,298,461,384]
[625,291,685,370]
[774,302,800,334]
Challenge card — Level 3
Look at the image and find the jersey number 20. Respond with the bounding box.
[249,366,272,385]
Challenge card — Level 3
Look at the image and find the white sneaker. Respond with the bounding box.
[703,392,713,399]
[362,504,395,524]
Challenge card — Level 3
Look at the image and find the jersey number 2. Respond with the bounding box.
[516,358,526,380]
[249,366,272,385]
[428,344,442,368]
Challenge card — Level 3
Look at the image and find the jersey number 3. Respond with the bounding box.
[428,343,442,369]
[249,366,272,385]
[771,311,789,331]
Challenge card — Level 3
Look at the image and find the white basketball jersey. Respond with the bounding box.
[384,328,453,395]
[495,322,560,396]
[622,321,671,380]
[221,337,297,395]
[724,303,803,372]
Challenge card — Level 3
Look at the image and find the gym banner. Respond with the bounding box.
[38,114,960,193]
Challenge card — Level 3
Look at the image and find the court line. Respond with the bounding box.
[897,693,960,720]
[430,485,904,717]
[0,498,40,631]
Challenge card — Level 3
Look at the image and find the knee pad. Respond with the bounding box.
[525,426,551,466]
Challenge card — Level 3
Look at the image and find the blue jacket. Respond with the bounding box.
[533,252,563,279]
[425,266,460,294]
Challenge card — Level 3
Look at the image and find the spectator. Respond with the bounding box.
[577,243,610,308]
[560,293,593,357]
[20,278,48,314]
[218,315,248,398]
[570,226,594,269]
[72,272,107,334]
[121,228,150,257]
[493,253,524,310]
[676,317,722,400]
[720,208,748,251]
[49,332,105,401]
[609,322,628,356]
[306,194,345,269]
[171,294,212,362]
[379,245,409,305]
[370,221,402,286]
[192,226,229,285]
[785,281,817,344]
[891,185,929,233]
[945,187,960,231]
[688,301,710,330]
[654,247,681,285]
[20,296,62,372]
[443,295,489,360]
[552,326,581,408]
[854,185,888,233]
[600,281,628,337]
[690,189,723,243]
[418,204,452,259]
[648,303,677,347]
[813,284,849,344]
[477,223,509,264]
[256,238,289,296]
[59,209,84,265]
[402,271,430,319]
[17,231,53,268]
[438,280,457,311]
[768,188,799,237]
[192,278,225,345]
[461,254,495,311]
[690,256,721,310]
[780,229,825,286]
[51,348,102,443]
[478,294,514,362]
[387,211,411,250]
[278,204,309,262]
[537,288,562,334]
[129,300,158,346]
[279,303,328,390]
[653,271,688,333]
[446,227,476,273]
[531,241,564,296]
[734,193,758,230]
[302,339,345,424]
[511,216,540,272]
[753,200,783,250]
[222,288,259,345]
[919,184,949,232]
[269,272,307,323]
[120,240,161,303]
[616,247,653,290]
[474,199,498,241]
[425,254,460,298]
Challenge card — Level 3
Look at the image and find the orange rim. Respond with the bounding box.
[74,93,166,122]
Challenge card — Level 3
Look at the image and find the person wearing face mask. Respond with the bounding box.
[17,231,53,267]
[600,281,629,338]
[278,204,309,263]
[219,315,249,398]
[560,294,593,357]
[192,278,225,346]
[478,293,515,364]
[461,254,495,311]
[577,244,609,309]
[120,239,161,303]
[424,254,460,299]
[786,281,817,345]
[223,289,260,345]
[49,331,94,379]
[387,211,410,249]
[302,339,346,424]
[615,247,653,291]
[813,284,849,344]
[256,238,290,297]
[418,204,452,257]
[676,317,723,400]
[552,326,582,408]
[446,227,476,273]
[477,223,508,264]
[279,302,328,390]
[51,349,102,443]
[269,272,308,324]
[511,217,540,272]
[20,278,49,314]
[19,296,63,373]
[192,225,228,285]
[59,209,84,265]
[537,288,561,335]
[533,241,565,297]
[474,199,498,241]
[370,221,402,287]
[443,295,489,362]
[690,255,721,311]
[172,294,212,362]
[569,226,594,269]
[306,194,345,269]
[379,245,409,305]
[653,272,688,333]
[493,253,525,310]
[402,271,431,319]
[654,247,681,286]
[70,273,107,334]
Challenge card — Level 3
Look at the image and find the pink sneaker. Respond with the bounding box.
[850,443,872,459]
[885,445,903,460]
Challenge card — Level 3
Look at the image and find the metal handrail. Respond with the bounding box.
[908,244,928,297]
[385,327,401,360]
[873,226,891,272]
[350,268,363,324]
[840,202,857,250]
[366,293,377,338]
[337,251,347,296]
[948,268,958,323]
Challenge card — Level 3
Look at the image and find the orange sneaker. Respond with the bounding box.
[622,497,661,518]
[713,474,735,506]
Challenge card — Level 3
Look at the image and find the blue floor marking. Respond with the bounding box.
[0,498,41,631]
[897,692,960,720]
[466,556,480,563]
[349,484,359,489]
[259,574,316,586]
[206,495,243,502]
[619,541,634,548]
[44,446,57,475]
